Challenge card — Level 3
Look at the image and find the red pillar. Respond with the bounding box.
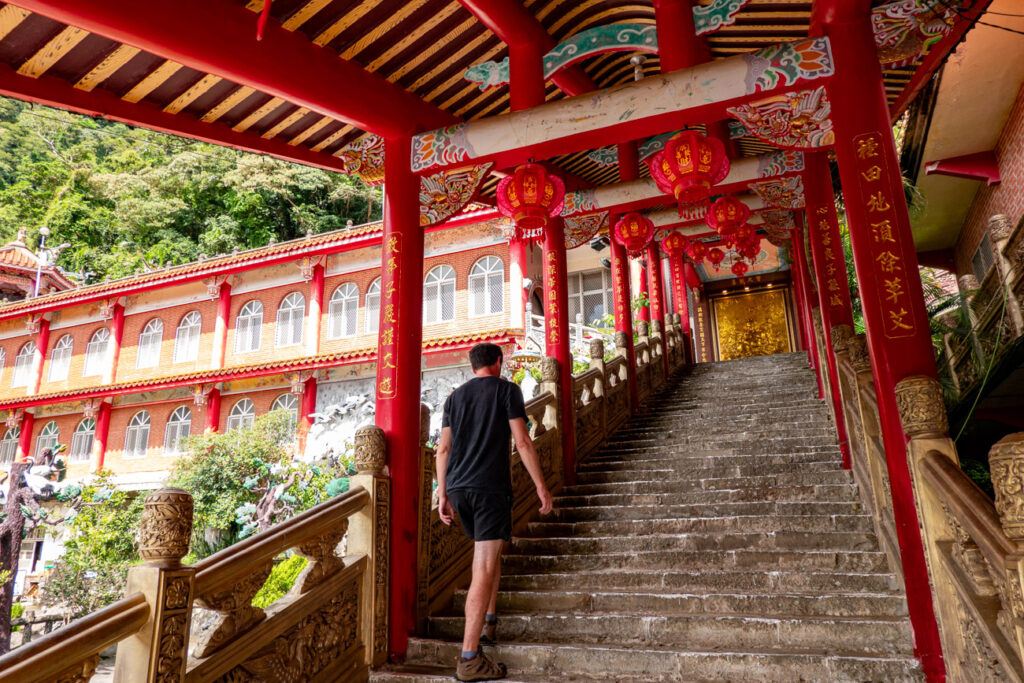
[204,388,221,433]
[792,224,825,399]
[93,400,112,471]
[805,152,855,468]
[645,244,669,374]
[212,281,232,370]
[296,377,317,455]
[614,143,640,408]
[653,0,701,71]
[668,251,692,361]
[306,264,325,356]
[789,256,809,352]
[509,237,529,329]
[16,412,34,462]
[106,303,125,384]
[508,43,546,113]
[542,217,577,484]
[821,5,945,677]
[30,318,50,396]
[377,136,425,660]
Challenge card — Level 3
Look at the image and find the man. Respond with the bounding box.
[436,342,554,682]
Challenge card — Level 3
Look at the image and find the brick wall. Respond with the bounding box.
[954,82,1024,275]
[102,399,207,475]
[38,319,112,394]
[118,300,219,381]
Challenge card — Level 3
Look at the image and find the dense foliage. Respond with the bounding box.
[0,98,381,284]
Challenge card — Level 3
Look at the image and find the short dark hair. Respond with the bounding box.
[469,342,503,370]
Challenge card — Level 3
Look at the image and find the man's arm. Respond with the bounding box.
[435,426,455,525]
[509,417,553,514]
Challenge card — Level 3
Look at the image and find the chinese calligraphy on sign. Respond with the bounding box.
[545,250,562,348]
[376,232,402,399]
[852,131,915,339]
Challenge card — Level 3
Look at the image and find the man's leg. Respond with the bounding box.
[462,539,503,654]
[486,551,501,617]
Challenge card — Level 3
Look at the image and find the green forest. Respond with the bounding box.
[0,97,382,284]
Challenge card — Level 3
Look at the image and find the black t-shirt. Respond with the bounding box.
[442,375,527,495]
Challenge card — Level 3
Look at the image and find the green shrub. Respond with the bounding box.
[251,554,309,608]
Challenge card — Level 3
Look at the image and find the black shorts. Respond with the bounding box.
[448,489,512,542]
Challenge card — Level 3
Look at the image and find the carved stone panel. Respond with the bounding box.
[990,433,1024,540]
[354,425,386,474]
[894,375,949,438]
[139,488,193,567]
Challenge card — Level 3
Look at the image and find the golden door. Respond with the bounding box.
[712,288,794,361]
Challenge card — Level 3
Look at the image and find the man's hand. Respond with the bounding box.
[537,485,553,515]
[438,492,454,525]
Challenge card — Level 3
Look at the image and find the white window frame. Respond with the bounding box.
[174,311,202,364]
[163,406,192,456]
[123,411,151,459]
[0,427,19,465]
[70,419,95,463]
[12,342,35,388]
[234,301,264,354]
[468,256,504,317]
[270,393,300,433]
[275,292,305,348]
[423,265,456,325]
[35,421,59,458]
[84,328,111,377]
[48,335,73,382]
[226,398,256,431]
[365,279,381,333]
[136,319,163,369]
[567,269,614,328]
[327,283,358,339]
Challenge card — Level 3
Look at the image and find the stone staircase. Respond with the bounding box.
[374,353,923,681]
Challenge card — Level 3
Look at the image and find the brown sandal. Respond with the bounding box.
[480,617,498,645]
[455,651,508,681]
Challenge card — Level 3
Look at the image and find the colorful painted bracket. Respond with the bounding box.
[419,163,493,227]
[727,86,834,150]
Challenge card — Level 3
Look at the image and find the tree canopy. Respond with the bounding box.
[0,98,382,284]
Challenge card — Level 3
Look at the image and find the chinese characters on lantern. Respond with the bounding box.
[376,233,401,399]
[852,131,915,339]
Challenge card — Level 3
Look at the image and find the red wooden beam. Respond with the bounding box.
[11,0,455,138]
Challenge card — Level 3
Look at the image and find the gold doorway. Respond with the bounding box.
[711,288,794,361]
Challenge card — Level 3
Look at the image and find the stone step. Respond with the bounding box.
[499,568,898,594]
[509,530,878,555]
[500,547,891,574]
[389,640,923,682]
[527,513,875,536]
[558,481,860,501]
[553,485,860,507]
[576,458,844,475]
[425,613,914,656]
[547,500,867,522]
[451,588,909,618]
[573,468,853,487]
[581,451,842,468]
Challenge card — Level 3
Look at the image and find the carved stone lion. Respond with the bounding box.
[139,488,193,566]
[614,331,628,349]
[541,357,559,383]
[989,433,1024,540]
[847,335,872,375]
[894,375,948,438]
[636,321,649,338]
[830,324,854,355]
[989,214,1013,243]
[354,425,386,474]
[589,339,604,359]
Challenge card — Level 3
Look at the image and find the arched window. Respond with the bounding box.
[163,406,192,456]
[174,311,202,363]
[327,283,358,339]
[423,265,456,324]
[49,335,73,382]
[136,319,163,368]
[123,411,151,458]
[235,301,263,353]
[275,292,305,348]
[0,427,19,464]
[84,328,111,377]
[365,278,381,333]
[226,398,255,431]
[70,419,95,462]
[469,256,504,316]
[35,421,59,458]
[270,393,299,432]
[12,341,36,388]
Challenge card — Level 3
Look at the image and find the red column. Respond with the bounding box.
[653,0,700,70]
[93,400,112,471]
[508,43,546,112]
[668,251,692,362]
[792,224,825,398]
[16,412,34,462]
[377,136,425,659]
[30,317,50,396]
[306,264,325,356]
[614,143,640,408]
[542,217,577,484]
[821,5,945,677]
[509,237,529,330]
[805,152,855,468]
[106,303,125,384]
[296,377,317,455]
[212,281,232,370]
[204,388,221,433]
[645,244,669,375]
[789,256,808,352]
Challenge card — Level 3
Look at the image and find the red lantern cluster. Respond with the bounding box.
[707,247,725,270]
[648,131,729,219]
[612,212,656,258]
[496,163,565,241]
[660,230,689,257]
[686,240,707,262]
[705,195,751,243]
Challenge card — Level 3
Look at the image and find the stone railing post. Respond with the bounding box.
[539,357,563,479]
[958,273,986,364]
[113,489,194,683]
[614,331,633,413]
[637,320,649,348]
[987,432,1024,661]
[989,214,1024,337]
[589,339,607,442]
[348,424,390,667]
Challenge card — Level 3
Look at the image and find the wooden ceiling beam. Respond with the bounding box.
[74,44,139,91]
[17,25,88,78]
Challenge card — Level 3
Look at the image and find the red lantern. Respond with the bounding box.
[686,240,707,262]
[612,212,656,258]
[705,195,751,238]
[707,247,725,270]
[733,223,754,244]
[741,240,760,261]
[649,131,729,218]
[732,260,749,278]
[496,163,565,241]
[661,230,689,257]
